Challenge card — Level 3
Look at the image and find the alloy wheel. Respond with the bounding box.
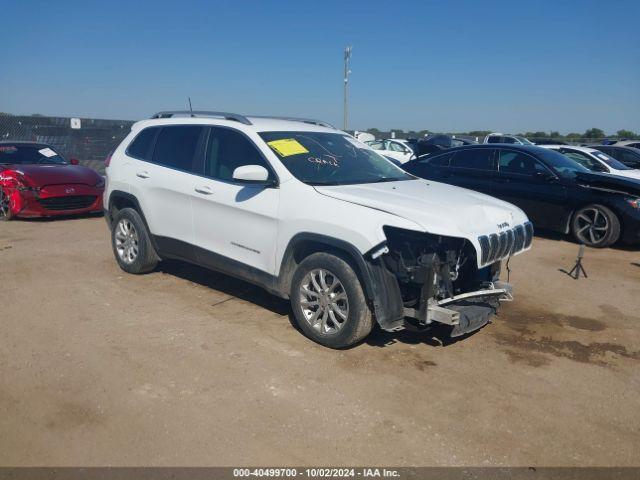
[114,218,140,264]
[299,268,349,335]
[575,207,609,245]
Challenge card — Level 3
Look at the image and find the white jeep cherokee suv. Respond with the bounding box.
[104,111,532,348]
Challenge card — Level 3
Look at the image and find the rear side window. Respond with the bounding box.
[152,126,203,172]
[204,127,273,182]
[425,152,452,167]
[127,127,159,160]
[487,136,503,143]
[451,149,495,170]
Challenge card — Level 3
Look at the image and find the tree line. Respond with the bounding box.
[365,127,639,140]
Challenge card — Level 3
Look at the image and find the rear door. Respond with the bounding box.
[140,125,205,249]
[446,148,497,195]
[493,148,568,230]
[404,151,453,181]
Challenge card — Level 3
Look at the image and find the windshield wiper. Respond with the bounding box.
[370,177,406,183]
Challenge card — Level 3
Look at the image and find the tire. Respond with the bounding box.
[571,204,620,248]
[290,252,373,348]
[111,207,159,274]
[0,187,13,221]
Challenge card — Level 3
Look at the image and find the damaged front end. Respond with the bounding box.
[365,226,519,337]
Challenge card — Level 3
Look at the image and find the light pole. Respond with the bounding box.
[343,45,352,131]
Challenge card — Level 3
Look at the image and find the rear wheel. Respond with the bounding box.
[0,187,13,221]
[290,252,373,348]
[111,208,159,273]
[571,204,620,248]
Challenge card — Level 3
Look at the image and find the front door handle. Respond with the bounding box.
[136,171,151,179]
[194,186,213,195]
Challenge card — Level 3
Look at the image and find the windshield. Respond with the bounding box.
[259,132,414,186]
[537,148,590,177]
[591,151,631,170]
[0,144,68,165]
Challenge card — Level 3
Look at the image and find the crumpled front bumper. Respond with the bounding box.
[10,184,104,218]
[404,281,513,336]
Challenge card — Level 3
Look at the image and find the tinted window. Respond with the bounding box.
[451,149,494,170]
[622,150,640,164]
[0,144,67,165]
[425,152,452,167]
[152,126,203,171]
[487,136,502,143]
[127,127,158,160]
[205,127,272,182]
[498,150,547,176]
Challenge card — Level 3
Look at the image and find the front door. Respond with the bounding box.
[493,148,568,231]
[191,127,280,276]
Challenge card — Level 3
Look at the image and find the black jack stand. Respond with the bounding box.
[568,244,588,279]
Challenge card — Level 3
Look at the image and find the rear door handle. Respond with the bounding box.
[194,186,213,195]
[136,171,150,179]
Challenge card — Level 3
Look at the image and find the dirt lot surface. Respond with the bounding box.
[1,217,639,466]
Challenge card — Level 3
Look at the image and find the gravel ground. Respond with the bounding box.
[0,216,639,466]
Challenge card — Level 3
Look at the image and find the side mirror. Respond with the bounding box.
[534,170,555,181]
[232,165,273,185]
[70,158,79,165]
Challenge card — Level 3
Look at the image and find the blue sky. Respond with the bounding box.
[1,0,638,133]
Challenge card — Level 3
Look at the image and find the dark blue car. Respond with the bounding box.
[403,144,640,248]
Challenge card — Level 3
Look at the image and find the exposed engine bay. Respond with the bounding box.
[379,226,513,336]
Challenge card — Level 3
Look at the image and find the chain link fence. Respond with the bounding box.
[0,114,134,174]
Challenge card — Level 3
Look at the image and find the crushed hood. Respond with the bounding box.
[314,179,529,240]
[9,164,102,187]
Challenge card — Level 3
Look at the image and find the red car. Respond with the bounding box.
[0,142,104,220]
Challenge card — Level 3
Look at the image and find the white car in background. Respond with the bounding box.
[541,145,640,180]
[365,139,415,163]
[483,133,534,145]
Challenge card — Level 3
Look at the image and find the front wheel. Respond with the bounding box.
[290,252,373,349]
[571,204,620,248]
[0,187,14,221]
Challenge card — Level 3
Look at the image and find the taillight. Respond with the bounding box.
[104,151,113,168]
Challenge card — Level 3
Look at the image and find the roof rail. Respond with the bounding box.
[150,111,252,125]
[249,116,335,129]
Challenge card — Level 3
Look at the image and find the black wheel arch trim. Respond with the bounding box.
[278,233,404,330]
[107,190,161,253]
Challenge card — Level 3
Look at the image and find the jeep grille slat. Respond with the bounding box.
[478,221,533,266]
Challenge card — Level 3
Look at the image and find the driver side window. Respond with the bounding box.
[204,127,273,182]
[498,150,547,176]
